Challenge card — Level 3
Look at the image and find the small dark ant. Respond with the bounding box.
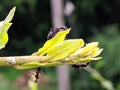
[35,67,41,82]
[72,62,90,70]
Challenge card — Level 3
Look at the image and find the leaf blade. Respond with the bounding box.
[47,39,84,62]
[0,7,16,50]
[35,29,70,56]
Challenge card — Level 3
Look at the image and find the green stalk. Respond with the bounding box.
[85,66,115,90]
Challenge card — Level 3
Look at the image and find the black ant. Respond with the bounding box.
[72,62,90,70]
[34,67,41,82]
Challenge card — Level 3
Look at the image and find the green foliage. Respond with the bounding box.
[0,7,15,49]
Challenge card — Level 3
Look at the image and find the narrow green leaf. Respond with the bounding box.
[0,23,12,49]
[15,62,41,69]
[5,7,16,22]
[15,62,63,69]
[0,7,16,49]
[37,29,70,55]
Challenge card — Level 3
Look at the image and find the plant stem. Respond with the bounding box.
[0,56,46,66]
[85,66,115,90]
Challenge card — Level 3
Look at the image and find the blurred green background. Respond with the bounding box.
[0,0,120,90]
